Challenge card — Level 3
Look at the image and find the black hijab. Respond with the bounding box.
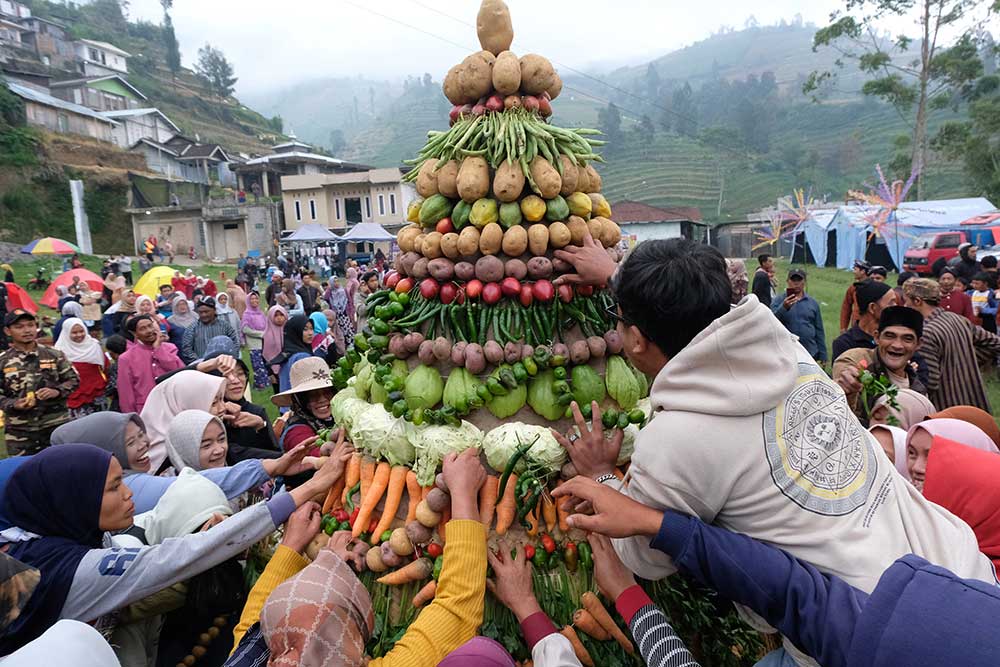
[267,314,312,367]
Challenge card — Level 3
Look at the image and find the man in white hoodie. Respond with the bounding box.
[554,236,996,667]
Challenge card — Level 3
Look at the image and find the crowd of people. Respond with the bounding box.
[0,236,997,667]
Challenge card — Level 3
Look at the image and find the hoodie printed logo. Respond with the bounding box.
[764,363,876,516]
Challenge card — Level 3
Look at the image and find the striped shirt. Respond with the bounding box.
[919,308,1000,411]
[629,603,701,667]
[180,317,239,363]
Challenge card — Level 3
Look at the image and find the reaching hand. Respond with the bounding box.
[199,512,227,532]
[588,533,638,601]
[325,531,366,571]
[263,444,311,478]
[551,401,621,478]
[230,411,265,430]
[441,448,486,499]
[552,232,618,288]
[309,431,354,490]
[552,477,662,538]
[281,501,321,553]
[487,539,542,622]
[319,428,346,456]
[835,365,862,395]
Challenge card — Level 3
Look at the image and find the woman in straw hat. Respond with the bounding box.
[271,357,337,459]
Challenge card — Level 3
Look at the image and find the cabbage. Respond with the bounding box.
[410,420,483,485]
[618,424,640,466]
[350,404,415,466]
[331,387,358,423]
[483,423,566,476]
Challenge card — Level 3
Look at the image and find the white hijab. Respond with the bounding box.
[166,409,225,472]
[139,372,226,473]
[133,468,232,543]
[0,620,120,667]
[53,318,104,366]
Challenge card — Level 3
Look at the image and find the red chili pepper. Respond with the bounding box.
[367,518,379,535]
[426,542,443,558]
[540,533,556,554]
[333,509,349,523]
[349,507,360,526]
[524,544,536,560]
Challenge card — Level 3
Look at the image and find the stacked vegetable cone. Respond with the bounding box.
[314,2,763,665]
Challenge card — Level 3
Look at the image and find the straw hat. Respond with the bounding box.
[271,357,334,407]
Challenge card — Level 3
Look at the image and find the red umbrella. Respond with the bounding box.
[4,283,38,314]
[40,268,104,309]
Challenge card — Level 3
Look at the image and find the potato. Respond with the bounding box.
[411,257,430,280]
[458,226,482,257]
[406,521,432,546]
[465,343,486,374]
[436,160,460,199]
[477,0,514,55]
[593,217,621,247]
[413,233,426,255]
[501,225,528,256]
[559,155,579,196]
[566,216,589,246]
[548,72,563,100]
[397,225,422,253]
[460,53,493,102]
[366,546,388,573]
[451,341,467,367]
[433,337,451,361]
[426,487,450,513]
[388,334,408,359]
[576,164,591,194]
[587,335,608,359]
[493,159,525,203]
[505,258,528,279]
[527,224,549,256]
[416,500,442,528]
[492,50,521,95]
[484,340,504,364]
[427,258,455,281]
[305,532,330,561]
[443,64,466,105]
[526,256,553,279]
[455,261,476,281]
[475,255,505,283]
[479,222,503,255]
[548,221,571,249]
[421,231,443,259]
[570,340,591,365]
[389,528,414,556]
[604,331,624,354]
[529,156,561,199]
[504,342,521,364]
[520,54,556,96]
[457,157,490,204]
[587,218,604,244]
[440,232,461,260]
[415,159,440,198]
[585,164,602,193]
[418,340,436,365]
[400,251,421,276]
[404,332,425,353]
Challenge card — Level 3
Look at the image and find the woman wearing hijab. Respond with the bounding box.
[869,423,910,482]
[51,412,309,515]
[327,277,354,341]
[906,418,999,491]
[166,410,231,472]
[309,311,340,367]
[222,359,280,462]
[271,357,333,456]
[0,443,349,654]
[276,278,304,317]
[868,388,936,430]
[140,371,228,474]
[241,293,269,390]
[228,448,486,667]
[134,295,169,335]
[268,314,317,399]
[166,295,196,349]
[110,289,138,337]
[725,258,748,304]
[215,292,242,344]
[928,406,1000,447]
[54,317,108,418]
[226,279,247,319]
[52,300,83,342]
[55,285,77,312]
[263,306,288,395]
[344,267,359,325]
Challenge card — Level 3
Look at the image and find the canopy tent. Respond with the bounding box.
[40,269,103,309]
[795,208,838,267]
[338,222,395,243]
[3,283,37,314]
[285,224,341,242]
[133,265,178,298]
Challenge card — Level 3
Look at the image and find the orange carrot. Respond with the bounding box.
[359,456,377,503]
[342,453,362,504]
[421,485,433,501]
[411,579,437,607]
[555,488,570,534]
[371,466,409,545]
[322,476,345,515]
[572,609,610,640]
[478,476,499,528]
[352,461,391,538]
[494,473,518,535]
[526,502,540,537]
[376,557,433,585]
[541,491,557,533]
[560,626,594,667]
[438,505,451,544]
[405,470,422,524]
[581,591,633,654]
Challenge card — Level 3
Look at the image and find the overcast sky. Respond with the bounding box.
[125,0,859,96]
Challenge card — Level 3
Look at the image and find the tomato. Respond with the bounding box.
[435,217,455,235]
[540,533,556,554]
[367,518,379,535]
[465,279,483,300]
[395,278,414,294]
[500,277,521,298]
[557,283,574,304]
[440,282,458,305]
[576,284,594,297]
[426,542,443,558]
[332,509,349,523]
[524,544,536,560]
[532,280,555,303]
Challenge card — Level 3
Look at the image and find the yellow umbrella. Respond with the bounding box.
[133,265,178,298]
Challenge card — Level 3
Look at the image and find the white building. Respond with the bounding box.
[102,108,179,148]
[73,38,129,76]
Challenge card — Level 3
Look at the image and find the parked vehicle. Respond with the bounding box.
[903,231,967,275]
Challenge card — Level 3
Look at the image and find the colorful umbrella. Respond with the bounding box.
[20,237,80,255]
[3,283,38,314]
[133,265,179,298]
[40,268,104,309]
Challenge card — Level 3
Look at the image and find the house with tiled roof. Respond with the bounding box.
[611,199,707,244]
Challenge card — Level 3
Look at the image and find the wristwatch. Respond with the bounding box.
[594,472,617,484]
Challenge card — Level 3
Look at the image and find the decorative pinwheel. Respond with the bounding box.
[848,164,919,240]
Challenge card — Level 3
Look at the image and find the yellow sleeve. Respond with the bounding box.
[230,544,310,655]
[370,520,487,667]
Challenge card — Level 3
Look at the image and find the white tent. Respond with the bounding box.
[285,224,341,242]
[339,222,395,243]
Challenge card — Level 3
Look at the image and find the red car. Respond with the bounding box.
[902,231,968,275]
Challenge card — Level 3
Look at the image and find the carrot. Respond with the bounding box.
[581,591,633,654]
[495,473,518,535]
[376,557,433,585]
[526,502,540,537]
[411,579,437,607]
[541,491,557,533]
[572,609,610,641]
[560,626,594,667]
[421,485,434,501]
[342,453,362,504]
[438,505,451,544]
[612,468,624,481]
[405,470,422,524]
[371,466,409,545]
[322,476,345,515]
[359,456,377,502]
[555,488,570,534]
[478,476,499,528]
[352,461,391,538]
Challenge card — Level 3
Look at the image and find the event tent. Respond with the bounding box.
[285,224,341,242]
[40,268,103,309]
[133,265,178,298]
[3,283,37,314]
[338,223,395,243]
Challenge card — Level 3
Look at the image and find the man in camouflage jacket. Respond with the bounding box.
[0,310,79,455]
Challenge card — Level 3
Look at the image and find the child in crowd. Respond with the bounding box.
[967,272,997,334]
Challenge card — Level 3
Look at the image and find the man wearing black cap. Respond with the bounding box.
[839,260,871,332]
[771,267,827,363]
[939,268,976,323]
[179,297,239,364]
[832,279,896,359]
[834,306,927,422]
[0,310,79,455]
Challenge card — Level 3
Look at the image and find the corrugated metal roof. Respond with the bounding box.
[75,38,130,58]
[100,107,179,133]
[50,74,147,100]
[6,81,116,124]
[243,151,345,166]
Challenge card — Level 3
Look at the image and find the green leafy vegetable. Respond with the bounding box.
[606,355,641,410]
[483,423,566,475]
[527,370,566,421]
[404,364,445,411]
[410,420,483,485]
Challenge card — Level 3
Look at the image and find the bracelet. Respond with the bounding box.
[594,472,617,484]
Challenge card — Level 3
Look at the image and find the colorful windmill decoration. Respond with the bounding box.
[847,164,919,241]
[751,207,798,252]
[777,187,817,235]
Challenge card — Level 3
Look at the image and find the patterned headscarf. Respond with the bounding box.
[260,548,373,667]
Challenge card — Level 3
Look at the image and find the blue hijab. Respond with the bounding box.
[1,444,113,653]
[309,312,328,338]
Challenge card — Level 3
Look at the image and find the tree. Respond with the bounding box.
[645,64,661,100]
[162,15,181,76]
[933,74,1000,201]
[672,83,698,137]
[638,114,656,142]
[597,102,624,149]
[269,115,283,133]
[195,44,238,98]
[806,0,989,199]
[328,129,347,155]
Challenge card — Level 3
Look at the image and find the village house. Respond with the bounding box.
[231,136,371,199]
[102,107,179,147]
[73,38,129,76]
[611,200,707,244]
[131,134,235,186]
[50,74,146,112]
[7,79,116,143]
[18,16,74,68]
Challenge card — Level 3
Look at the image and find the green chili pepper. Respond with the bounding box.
[531,550,548,569]
[628,408,645,424]
[581,402,593,419]
[380,530,393,543]
[476,384,493,402]
[397,292,410,306]
[391,400,407,418]
[577,542,593,570]
[553,380,570,394]
[345,481,361,513]
[369,334,389,350]
[369,318,389,335]
[512,362,528,384]
[498,439,536,501]
[556,393,573,406]
[432,555,444,580]
[617,412,630,429]
[354,334,370,351]
[487,377,508,396]
[388,291,400,303]
[366,349,381,364]
[346,349,362,365]
[549,354,566,367]
[388,301,405,317]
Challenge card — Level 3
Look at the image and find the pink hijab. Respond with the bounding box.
[263,305,286,372]
[439,638,515,666]
[907,418,1000,456]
